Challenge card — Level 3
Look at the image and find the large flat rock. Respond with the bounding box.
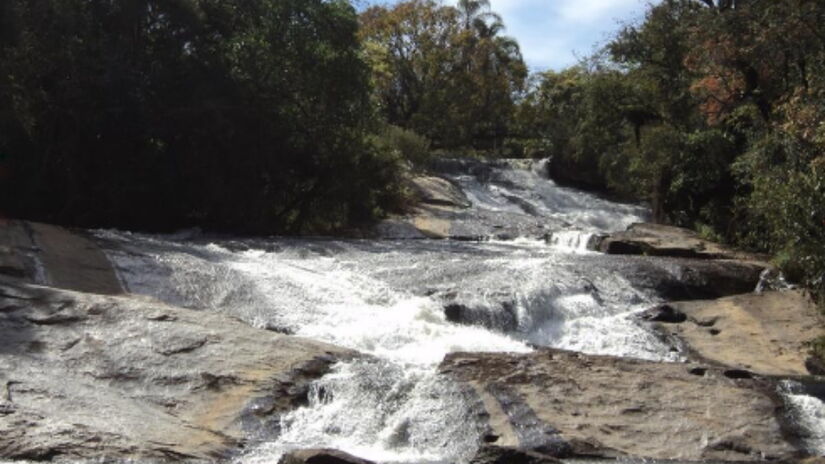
[28,222,122,295]
[0,278,354,462]
[594,223,767,262]
[650,291,824,376]
[440,349,805,462]
[618,255,767,301]
[0,220,37,281]
[409,176,470,209]
[0,220,122,295]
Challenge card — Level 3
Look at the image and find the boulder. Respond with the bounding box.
[806,356,825,376]
[593,223,767,262]
[469,445,560,464]
[0,278,355,462]
[278,449,376,464]
[619,255,767,300]
[444,302,519,332]
[409,176,471,209]
[637,304,687,323]
[440,349,804,462]
[651,290,824,376]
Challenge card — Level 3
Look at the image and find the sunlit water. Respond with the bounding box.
[449,158,648,233]
[781,381,825,455]
[93,160,823,463]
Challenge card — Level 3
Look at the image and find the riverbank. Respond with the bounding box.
[0,221,356,461]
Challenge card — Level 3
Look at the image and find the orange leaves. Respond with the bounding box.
[690,74,743,125]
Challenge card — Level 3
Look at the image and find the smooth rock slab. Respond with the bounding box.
[27,222,122,295]
[0,220,37,281]
[593,223,767,262]
[409,176,471,209]
[440,349,805,462]
[0,220,122,295]
[618,255,767,300]
[0,278,354,462]
[657,291,824,376]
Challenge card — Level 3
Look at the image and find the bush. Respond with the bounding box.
[807,335,825,366]
[733,131,825,305]
[372,125,432,170]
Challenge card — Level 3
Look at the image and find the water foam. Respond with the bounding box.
[448,160,648,234]
[90,161,703,463]
[780,381,825,455]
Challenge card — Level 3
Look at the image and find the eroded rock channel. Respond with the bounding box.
[1,159,823,463]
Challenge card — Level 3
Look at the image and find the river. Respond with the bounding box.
[93,159,825,463]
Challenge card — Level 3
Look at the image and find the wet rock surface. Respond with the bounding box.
[278,448,377,464]
[593,223,768,262]
[409,176,471,209]
[440,349,804,462]
[637,304,687,323]
[0,220,121,294]
[617,255,767,300]
[0,220,38,281]
[468,445,561,464]
[651,291,824,376]
[376,159,648,240]
[28,222,123,295]
[0,278,354,462]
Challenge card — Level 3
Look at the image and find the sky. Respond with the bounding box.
[358,0,658,71]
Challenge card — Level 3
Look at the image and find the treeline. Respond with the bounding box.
[360,0,526,150]
[0,0,406,233]
[0,0,526,233]
[516,0,824,298]
[360,0,824,298]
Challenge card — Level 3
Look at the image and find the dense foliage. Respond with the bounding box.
[0,0,821,298]
[515,0,825,300]
[359,0,527,150]
[0,0,406,233]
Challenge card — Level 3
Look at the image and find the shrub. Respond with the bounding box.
[372,125,432,170]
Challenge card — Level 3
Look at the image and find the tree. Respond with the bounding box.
[525,0,825,300]
[0,0,405,233]
[359,0,526,150]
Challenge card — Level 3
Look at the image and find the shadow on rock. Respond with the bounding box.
[0,278,42,356]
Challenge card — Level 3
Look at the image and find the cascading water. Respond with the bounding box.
[780,381,825,454]
[94,160,824,462]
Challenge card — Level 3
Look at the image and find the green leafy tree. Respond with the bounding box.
[359,0,526,150]
[0,0,404,233]
[522,0,824,301]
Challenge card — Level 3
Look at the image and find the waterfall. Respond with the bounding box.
[93,160,823,462]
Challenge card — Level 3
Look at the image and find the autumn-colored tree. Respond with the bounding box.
[524,0,824,300]
[686,0,825,296]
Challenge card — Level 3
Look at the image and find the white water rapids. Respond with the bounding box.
[94,160,825,463]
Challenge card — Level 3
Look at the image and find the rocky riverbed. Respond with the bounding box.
[0,221,355,462]
[1,159,823,464]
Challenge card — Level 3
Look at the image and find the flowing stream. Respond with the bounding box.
[94,160,825,463]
